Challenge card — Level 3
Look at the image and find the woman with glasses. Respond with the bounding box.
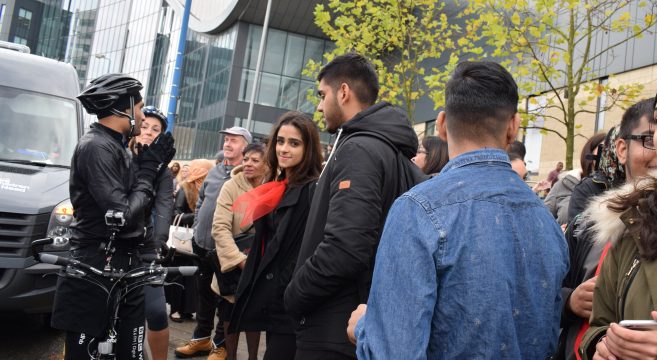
[412,136,449,176]
[556,98,657,360]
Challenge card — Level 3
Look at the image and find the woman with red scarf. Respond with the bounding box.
[229,111,323,359]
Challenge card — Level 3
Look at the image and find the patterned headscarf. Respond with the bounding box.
[597,125,626,188]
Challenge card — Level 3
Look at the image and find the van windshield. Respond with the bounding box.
[0,86,78,167]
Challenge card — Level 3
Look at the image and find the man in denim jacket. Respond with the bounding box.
[347,61,569,359]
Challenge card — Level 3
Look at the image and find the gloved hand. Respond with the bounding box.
[136,132,176,183]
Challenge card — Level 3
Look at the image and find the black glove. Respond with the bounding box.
[136,133,176,183]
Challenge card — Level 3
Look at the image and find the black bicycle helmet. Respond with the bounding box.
[142,106,168,132]
[78,73,143,115]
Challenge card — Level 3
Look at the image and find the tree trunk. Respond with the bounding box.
[565,96,576,170]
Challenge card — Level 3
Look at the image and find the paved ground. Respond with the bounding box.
[0,312,265,360]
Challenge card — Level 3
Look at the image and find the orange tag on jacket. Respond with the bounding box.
[339,180,351,189]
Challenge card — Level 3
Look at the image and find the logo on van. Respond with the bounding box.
[0,178,30,193]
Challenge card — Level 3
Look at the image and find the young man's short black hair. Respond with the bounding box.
[508,140,526,159]
[445,61,519,141]
[317,53,379,106]
[618,97,656,139]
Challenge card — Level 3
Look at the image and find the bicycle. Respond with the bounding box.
[32,212,198,360]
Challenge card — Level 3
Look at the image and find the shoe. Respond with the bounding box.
[169,312,183,323]
[175,338,212,358]
[207,346,227,360]
[182,312,194,320]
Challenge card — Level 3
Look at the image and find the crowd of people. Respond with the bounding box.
[49,52,657,360]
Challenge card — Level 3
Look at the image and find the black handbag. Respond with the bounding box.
[211,229,255,296]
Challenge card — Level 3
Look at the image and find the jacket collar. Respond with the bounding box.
[91,122,125,146]
[584,170,657,246]
[441,148,510,174]
[277,182,306,209]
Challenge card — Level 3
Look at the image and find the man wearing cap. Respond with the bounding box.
[175,126,251,359]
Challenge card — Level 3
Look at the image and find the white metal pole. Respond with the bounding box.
[245,0,273,132]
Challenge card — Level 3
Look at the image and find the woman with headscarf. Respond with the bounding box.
[567,126,626,223]
[166,159,214,322]
[557,98,657,360]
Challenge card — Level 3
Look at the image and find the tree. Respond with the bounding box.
[304,0,464,126]
[466,0,657,169]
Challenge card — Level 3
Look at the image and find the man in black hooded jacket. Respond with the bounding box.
[284,53,422,359]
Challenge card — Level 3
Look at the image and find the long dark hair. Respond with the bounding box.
[607,176,657,261]
[266,111,322,186]
[422,136,449,175]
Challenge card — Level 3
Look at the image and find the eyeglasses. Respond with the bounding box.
[625,134,655,150]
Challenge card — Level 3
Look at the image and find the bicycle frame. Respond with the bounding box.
[33,238,197,359]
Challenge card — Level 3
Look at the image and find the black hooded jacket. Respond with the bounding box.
[284,102,419,356]
[69,123,154,245]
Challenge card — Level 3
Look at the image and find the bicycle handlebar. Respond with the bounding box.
[39,252,198,278]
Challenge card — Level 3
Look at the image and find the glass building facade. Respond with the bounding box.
[168,22,334,159]
[0,0,333,159]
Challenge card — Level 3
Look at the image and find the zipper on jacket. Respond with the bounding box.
[618,257,641,320]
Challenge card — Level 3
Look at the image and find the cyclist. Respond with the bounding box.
[51,74,176,360]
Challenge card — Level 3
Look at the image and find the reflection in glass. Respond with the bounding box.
[298,80,316,114]
[245,26,262,69]
[263,29,286,74]
[303,38,324,80]
[239,69,254,102]
[283,34,305,78]
[279,77,300,109]
[0,86,77,167]
[258,73,281,107]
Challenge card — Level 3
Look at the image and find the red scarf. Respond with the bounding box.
[232,179,288,227]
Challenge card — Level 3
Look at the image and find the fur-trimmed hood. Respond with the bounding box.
[582,170,657,246]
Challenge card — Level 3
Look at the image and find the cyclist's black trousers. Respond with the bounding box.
[52,245,146,359]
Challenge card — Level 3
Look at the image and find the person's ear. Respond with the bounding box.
[616,138,628,166]
[338,83,349,105]
[437,112,447,141]
[506,112,521,146]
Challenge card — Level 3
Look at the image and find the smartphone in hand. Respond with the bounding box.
[619,320,657,330]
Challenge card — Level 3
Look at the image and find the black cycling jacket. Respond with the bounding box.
[69,123,153,245]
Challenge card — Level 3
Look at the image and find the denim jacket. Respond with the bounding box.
[355,149,568,359]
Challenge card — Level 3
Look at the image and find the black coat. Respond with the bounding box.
[69,123,153,243]
[284,102,418,356]
[566,173,609,223]
[230,180,314,334]
[173,187,195,226]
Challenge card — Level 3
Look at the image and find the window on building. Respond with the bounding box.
[425,120,436,136]
[279,77,300,109]
[298,80,316,113]
[13,36,28,45]
[240,24,332,114]
[283,34,305,77]
[0,4,6,27]
[302,38,324,80]
[258,73,281,107]
[18,8,32,29]
[262,29,286,74]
